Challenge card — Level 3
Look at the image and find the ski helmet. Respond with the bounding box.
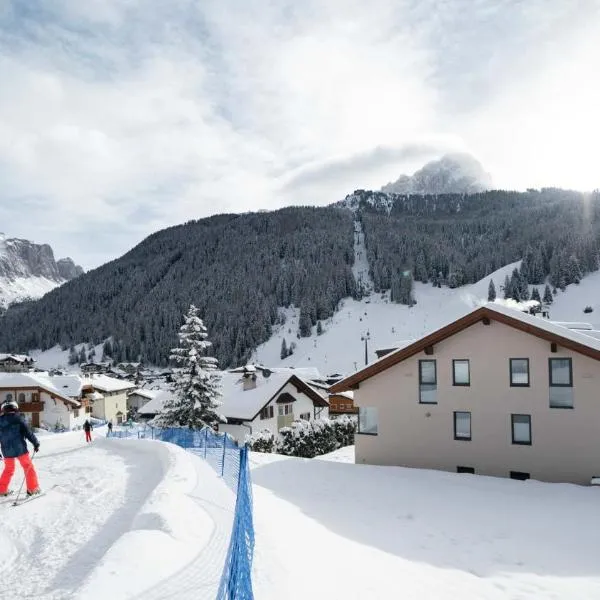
[1,400,18,412]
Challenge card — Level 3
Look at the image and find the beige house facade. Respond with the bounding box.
[330,303,600,485]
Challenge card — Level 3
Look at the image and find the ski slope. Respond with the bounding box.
[252,260,600,376]
[250,448,600,600]
[0,431,233,600]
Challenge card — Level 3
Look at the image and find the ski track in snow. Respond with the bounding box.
[0,441,128,599]
[130,450,235,600]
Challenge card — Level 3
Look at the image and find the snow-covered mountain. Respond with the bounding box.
[0,233,83,308]
[381,152,492,195]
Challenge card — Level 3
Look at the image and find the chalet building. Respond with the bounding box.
[0,354,35,373]
[330,303,600,485]
[81,374,136,423]
[0,373,87,430]
[219,365,329,441]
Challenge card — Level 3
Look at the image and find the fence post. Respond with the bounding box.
[204,427,208,459]
[221,434,227,477]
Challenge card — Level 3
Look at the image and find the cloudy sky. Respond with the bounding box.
[0,0,599,269]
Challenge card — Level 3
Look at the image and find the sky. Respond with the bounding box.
[0,0,599,269]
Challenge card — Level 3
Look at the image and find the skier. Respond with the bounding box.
[0,399,41,497]
[83,419,93,443]
[107,420,113,437]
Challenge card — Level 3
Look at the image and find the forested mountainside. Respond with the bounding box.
[350,188,600,298]
[0,208,356,367]
[1,188,599,368]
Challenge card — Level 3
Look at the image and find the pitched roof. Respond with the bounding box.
[84,374,136,393]
[137,390,174,415]
[128,388,159,400]
[0,353,34,363]
[0,373,80,406]
[219,371,328,421]
[330,302,600,393]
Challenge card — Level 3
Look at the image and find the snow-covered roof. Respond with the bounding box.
[486,302,600,352]
[47,375,83,398]
[129,388,159,400]
[550,321,593,330]
[220,371,292,420]
[0,353,34,363]
[84,374,136,393]
[137,390,174,415]
[0,373,80,406]
[87,391,104,401]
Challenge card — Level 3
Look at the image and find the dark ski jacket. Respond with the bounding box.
[83,421,92,432]
[0,412,40,458]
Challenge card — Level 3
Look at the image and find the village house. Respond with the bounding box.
[218,365,329,441]
[0,372,88,430]
[137,390,175,421]
[127,388,158,415]
[0,354,35,373]
[82,374,136,424]
[330,303,600,485]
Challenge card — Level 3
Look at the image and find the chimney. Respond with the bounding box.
[243,372,257,391]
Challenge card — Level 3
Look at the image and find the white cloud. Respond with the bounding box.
[0,0,598,267]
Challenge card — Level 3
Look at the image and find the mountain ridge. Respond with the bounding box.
[0,233,83,308]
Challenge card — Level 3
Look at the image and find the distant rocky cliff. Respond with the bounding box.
[0,233,83,307]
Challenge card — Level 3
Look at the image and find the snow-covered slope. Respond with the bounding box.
[0,233,83,308]
[252,259,600,376]
[381,152,493,195]
[251,449,600,599]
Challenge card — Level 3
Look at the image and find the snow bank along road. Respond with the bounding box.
[0,431,232,600]
[250,448,600,600]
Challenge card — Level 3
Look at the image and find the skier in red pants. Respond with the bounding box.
[0,400,41,497]
[83,419,93,442]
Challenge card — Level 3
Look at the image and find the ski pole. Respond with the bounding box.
[13,449,38,506]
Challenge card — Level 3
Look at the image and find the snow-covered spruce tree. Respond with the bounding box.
[157,305,224,429]
[487,279,496,302]
[543,284,554,305]
[280,338,288,360]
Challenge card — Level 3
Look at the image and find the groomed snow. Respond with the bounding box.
[0,431,221,599]
[250,449,600,600]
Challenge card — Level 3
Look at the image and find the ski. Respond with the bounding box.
[12,491,46,507]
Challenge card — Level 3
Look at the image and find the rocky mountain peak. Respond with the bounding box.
[382,153,492,195]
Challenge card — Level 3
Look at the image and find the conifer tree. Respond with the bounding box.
[317,320,323,335]
[543,284,553,304]
[503,274,512,299]
[157,305,224,429]
[488,279,496,302]
[530,287,541,303]
[280,338,288,360]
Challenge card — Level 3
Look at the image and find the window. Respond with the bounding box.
[18,392,26,403]
[5,393,12,402]
[511,414,531,445]
[260,406,274,420]
[278,404,292,416]
[510,358,530,386]
[452,360,470,386]
[74,409,80,418]
[457,466,475,474]
[510,471,530,481]
[549,358,573,408]
[300,412,311,421]
[454,411,471,441]
[358,407,378,435]
[419,360,437,403]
